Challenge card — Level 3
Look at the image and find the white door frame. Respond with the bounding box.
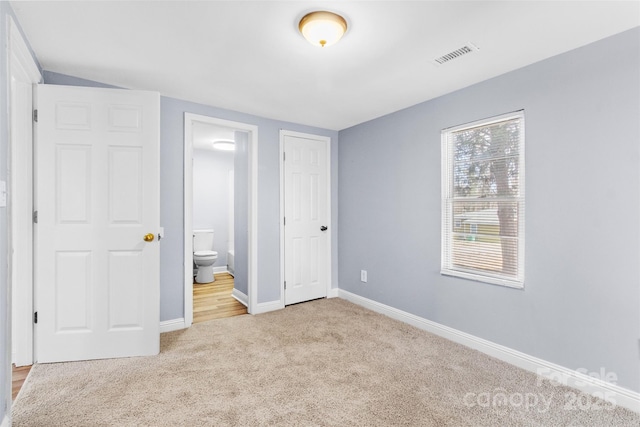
[279,130,332,307]
[7,15,41,369]
[183,113,258,323]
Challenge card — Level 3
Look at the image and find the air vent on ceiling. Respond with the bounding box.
[433,43,479,65]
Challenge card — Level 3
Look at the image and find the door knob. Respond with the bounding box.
[143,233,155,242]
[320,226,328,231]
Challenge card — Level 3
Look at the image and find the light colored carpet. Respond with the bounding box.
[12,298,639,426]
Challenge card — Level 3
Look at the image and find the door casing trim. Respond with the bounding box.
[8,14,41,371]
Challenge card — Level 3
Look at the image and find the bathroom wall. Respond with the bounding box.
[234,131,249,296]
[338,27,640,392]
[193,147,234,269]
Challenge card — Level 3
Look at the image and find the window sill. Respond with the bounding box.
[441,269,524,289]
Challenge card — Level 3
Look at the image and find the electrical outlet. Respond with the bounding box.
[360,270,367,283]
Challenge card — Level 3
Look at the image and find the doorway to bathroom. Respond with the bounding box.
[191,123,243,322]
[184,114,258,324]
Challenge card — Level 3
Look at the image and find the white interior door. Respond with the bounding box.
[35,84,160,363]
[283,132,330,305]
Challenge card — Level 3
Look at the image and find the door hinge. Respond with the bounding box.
[33,210,38,224]
[283,152,286,162]
[34,311,38,324]
[33,109,38,123]
[284,281,287,290]
[283,217,286,226]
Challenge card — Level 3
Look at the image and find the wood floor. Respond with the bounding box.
[12,272,246,401]
[193,272,247,323]
[12,365,31,400]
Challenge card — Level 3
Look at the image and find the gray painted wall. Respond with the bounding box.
[159,96,339,318]
[338,27,640,393]
[193,148,234,268]
[43,72,339,320]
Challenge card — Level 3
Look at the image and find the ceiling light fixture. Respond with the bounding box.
[212,140,235,151]
[299,11,347,48]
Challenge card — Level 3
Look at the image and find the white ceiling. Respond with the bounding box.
[11,1,640,131]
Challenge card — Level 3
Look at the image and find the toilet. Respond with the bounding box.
[193,229,218,283]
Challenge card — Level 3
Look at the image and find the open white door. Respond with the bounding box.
[35,84,160,363]
[282,132,330,305]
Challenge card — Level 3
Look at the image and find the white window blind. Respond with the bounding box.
[441,111,525,288]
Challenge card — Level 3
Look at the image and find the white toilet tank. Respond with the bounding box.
[193,229,214,252]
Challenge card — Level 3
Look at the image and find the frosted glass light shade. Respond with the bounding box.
[299,11,347,48]
[212,140,235,151]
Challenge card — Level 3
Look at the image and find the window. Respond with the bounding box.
[441,111,525,288]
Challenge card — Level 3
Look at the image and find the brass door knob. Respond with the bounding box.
[143,233,155,242]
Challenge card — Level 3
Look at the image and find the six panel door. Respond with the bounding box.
[35,84,160,362]
[283,133,329,305]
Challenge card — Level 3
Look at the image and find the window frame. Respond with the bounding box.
[441,111,525,289]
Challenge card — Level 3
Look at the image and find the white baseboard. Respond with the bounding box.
[1,414,9,427]
[251,300,284,315]
[213,266,228,274]
[160,317,187,333]
[327,287,339,298]
[338,289,640,414]
[232,288,248,307]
